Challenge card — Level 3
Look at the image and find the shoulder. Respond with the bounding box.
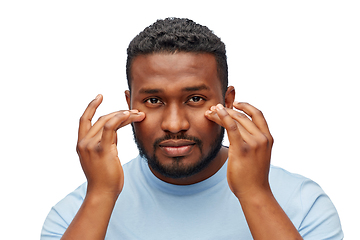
[41,183,87,239]
[269,165,308,186]
[269,165,330,213]
[50,182,87,223]
[54,183,87,211]
[41,157,141,239]
[269,165,343,239]
[269,165,328,205]
[269,165,311,207]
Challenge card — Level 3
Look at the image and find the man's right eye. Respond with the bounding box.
[145,98,161,104]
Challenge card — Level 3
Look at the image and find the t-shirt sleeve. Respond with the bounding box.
[298,179,343,240]
[41,184,86,240]
[41,207,69,240]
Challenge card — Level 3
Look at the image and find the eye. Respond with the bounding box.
[187,96,206,105]
[147,98,160,104]
[189,96,202,102]
[144,97,163,106]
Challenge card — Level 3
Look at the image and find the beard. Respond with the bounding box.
[132,125,225,179]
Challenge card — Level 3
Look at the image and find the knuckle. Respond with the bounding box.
[246,135,269,151]
[86,141,102,153]
[97,115,106,122]
[248,140,259,149]
[94,144,104,153]
[79,116,87,124]
[240,144,251,155]
[257,134,274,149]
[76,145,81,154]
[242,102,252,109]
[254,109,264,118]
[227,122,238,132]
[77,139,104,155]
[77,141,92,156]
[76,140,87,152]
[87,99,98,108]
[255,108,263,115]
[258,135,269,146]
[86,140,96,150]
[104,121,114,131]
[269,135,274,146]
[238,112,248,119]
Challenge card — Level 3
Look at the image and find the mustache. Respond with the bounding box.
[153,133,203,148]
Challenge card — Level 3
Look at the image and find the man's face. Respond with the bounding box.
[126,52,231,183]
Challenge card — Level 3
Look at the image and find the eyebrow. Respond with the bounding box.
[138,84,210,94]
[182,84,210,92]
[139,88,163,94]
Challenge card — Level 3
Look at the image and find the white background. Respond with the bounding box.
[1,0,359,239]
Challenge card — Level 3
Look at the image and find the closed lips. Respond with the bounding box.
[159,139,196,147]
[159,140,196,157]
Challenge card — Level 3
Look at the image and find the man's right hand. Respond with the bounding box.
[61,94,145,240]
[76,94,145,199]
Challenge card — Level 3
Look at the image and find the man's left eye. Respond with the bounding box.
[188,96,204,103]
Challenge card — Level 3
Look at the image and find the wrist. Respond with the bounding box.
[85,189,120,206]
[234,185,273,204]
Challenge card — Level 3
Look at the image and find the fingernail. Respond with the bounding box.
[130,109,139,113]
[123,111,130,115]
[216,104,224,110]
[95,94,101,100]
[234,101,240,105]
[205,110,212,115]
[210,106,216,111]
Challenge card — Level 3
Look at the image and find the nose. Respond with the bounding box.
[161,103,190,133]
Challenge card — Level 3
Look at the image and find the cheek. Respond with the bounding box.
[189,111,220,138]
[133,111,162,140]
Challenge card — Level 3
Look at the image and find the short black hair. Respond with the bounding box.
[126,17,228,95]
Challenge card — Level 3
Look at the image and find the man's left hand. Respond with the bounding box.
[205,102,274,199]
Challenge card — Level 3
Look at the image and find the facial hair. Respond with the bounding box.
[132,125,225,179]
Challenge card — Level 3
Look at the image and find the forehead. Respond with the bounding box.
[130,52,221,93]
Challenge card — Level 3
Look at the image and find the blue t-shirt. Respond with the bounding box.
[41,156,343,239]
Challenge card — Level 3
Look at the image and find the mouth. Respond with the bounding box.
[159,139,196,157]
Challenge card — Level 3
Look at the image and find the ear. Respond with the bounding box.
[224,86,235,109]
[125,90,131,109]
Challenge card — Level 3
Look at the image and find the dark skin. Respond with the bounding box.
[126,53,232,185]
[62,52,303,240]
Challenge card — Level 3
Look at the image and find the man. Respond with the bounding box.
[41,18,343,239]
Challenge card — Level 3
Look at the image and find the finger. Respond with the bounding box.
[214,104,245,145]
[85,111,125,139]
[226,108,262,136]
[206,105,254,143]
[101,112,130,148]
[85,109,142,139]
[233,102,272,140]
[78,94,103,141]
[88,111,145,147]
[101,111,145,149]
[205,106,224,127]
[116,111,146,129]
